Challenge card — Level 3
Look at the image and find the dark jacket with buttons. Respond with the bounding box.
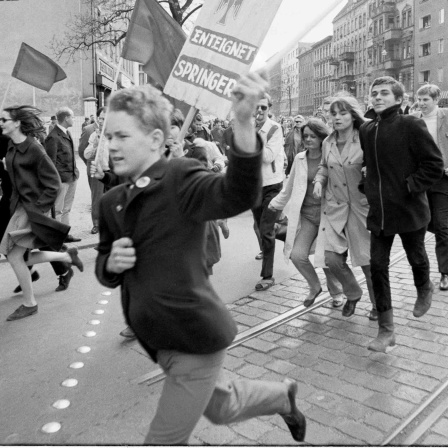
[5,136,69,250]
[359,104,444,236]
[95,137,262,362]
[45,125,79,183]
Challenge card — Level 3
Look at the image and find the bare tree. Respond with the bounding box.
[49,0,203,61]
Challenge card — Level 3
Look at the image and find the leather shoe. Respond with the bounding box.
[55,268,74,291]
[67,247,84,272]
[281,379,306,442]
[304,288,322,307]
[369,309,379,321]
[255,251,263,260]
[65,234,81,243]
[91,226,99,235]
[440,274,448,291]
[120,326,136,339]
[13,270,40,293]
[342,298,361,317]
[7,304,38,321]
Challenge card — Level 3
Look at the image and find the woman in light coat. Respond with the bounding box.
[313,96,377,320]
[269,118,344,307]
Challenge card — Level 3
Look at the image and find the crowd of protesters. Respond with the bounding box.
[1,73,448,444]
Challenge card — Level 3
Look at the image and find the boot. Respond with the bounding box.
[368,309,395,353]
[413,280,434,318]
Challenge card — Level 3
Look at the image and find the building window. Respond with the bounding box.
[438,68,444,83]
[420,43,431,57]
[439,39,444,54]
[440,9,445,24]
[419,70,430,83]
[421,15,431,29]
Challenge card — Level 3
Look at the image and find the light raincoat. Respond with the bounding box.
[314,129,370,268]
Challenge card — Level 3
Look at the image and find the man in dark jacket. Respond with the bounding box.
[360,76,444,353]
[45,107,81,243]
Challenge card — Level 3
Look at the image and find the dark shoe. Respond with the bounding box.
[13,270,40,293]
[368,309,395,352]
[255,251,263,260]
[281,379,307,442]
[7,304,38,321]
[342,298,361,317]
[255,277,275,291]
[368,309,379,321]
[440,274,448,291]
[304,288,322,307]
[55,268,74,292]
[67,247,84,272]
[413,280,434,318]
[65,234,82,243]
[120,326,136,339]
[91,226,99,235]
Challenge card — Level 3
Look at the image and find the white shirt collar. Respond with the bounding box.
[56,123,68,134]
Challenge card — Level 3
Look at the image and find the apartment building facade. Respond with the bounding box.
[312,36,333,110]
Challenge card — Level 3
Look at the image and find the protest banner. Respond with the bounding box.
[164,0,282,119]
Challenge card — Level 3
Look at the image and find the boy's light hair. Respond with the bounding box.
[417,84,441,101]
[108,84,172,141]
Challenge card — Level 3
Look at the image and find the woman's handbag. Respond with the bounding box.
[274,213,288,242]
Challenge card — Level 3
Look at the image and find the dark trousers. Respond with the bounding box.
[370,227,429,313]
[251,182,282,279]
[427,190,448,274]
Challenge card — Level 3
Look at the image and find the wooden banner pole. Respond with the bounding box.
[1,79,13,110]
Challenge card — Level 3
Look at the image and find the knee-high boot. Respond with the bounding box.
[367,308,395,353]
[413,279,434,318]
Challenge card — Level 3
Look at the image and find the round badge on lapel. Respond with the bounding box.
[116,205,123,212]
[136,176,150,188]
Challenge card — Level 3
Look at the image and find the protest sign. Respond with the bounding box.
[164,0,282,119]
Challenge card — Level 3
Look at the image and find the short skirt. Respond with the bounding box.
[0,204,49,255]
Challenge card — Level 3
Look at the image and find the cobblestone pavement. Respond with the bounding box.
[1,156,448,445]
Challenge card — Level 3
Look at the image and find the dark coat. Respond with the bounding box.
[0,133,12,239]
[45,126,79,183]
[6,136,69,250]
[283,128,303,176]
[95,139,262,362]
[359,104,444,236]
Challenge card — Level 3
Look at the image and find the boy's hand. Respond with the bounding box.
[106,237,136,274]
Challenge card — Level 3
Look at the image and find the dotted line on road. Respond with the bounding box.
[40,290,112,435]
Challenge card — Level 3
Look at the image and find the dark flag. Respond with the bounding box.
[12,43,67,92]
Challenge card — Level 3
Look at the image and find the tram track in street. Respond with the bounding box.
[133,235,433,382]
[131,233,448,446]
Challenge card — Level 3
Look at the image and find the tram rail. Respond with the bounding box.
[132,234,447,446]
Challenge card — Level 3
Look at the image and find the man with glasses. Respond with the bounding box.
[252,93,284,291]
[284,115,304,176]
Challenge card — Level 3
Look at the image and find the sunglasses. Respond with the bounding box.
[256,105,268,111]
[0,118,13,123]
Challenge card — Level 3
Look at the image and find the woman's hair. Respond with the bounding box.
[330,96,366,130]
[107,84,173,140]
[3,105,45,137]
[300,117,331,142]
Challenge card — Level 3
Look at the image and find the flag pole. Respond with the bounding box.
[93,57,123,172]
[1,79,12,110]
[32,87,36,107]
[258,0,345,74]
[178,106,197,144]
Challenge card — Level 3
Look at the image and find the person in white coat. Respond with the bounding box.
[313,96,377,320]
[268,118,344,307]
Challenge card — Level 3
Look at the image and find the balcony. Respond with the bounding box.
[383,57,402,71]
[339,74,354,83]
[383,28,403,42]
[328,56,340,66]
[330,74,340,82]
[339,47,355,62]
[400,56,414,67]
[366,38,373,49]
[369,1,396,19]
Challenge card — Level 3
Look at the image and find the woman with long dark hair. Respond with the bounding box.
[0,105,83,321]
[313,96,376,319]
